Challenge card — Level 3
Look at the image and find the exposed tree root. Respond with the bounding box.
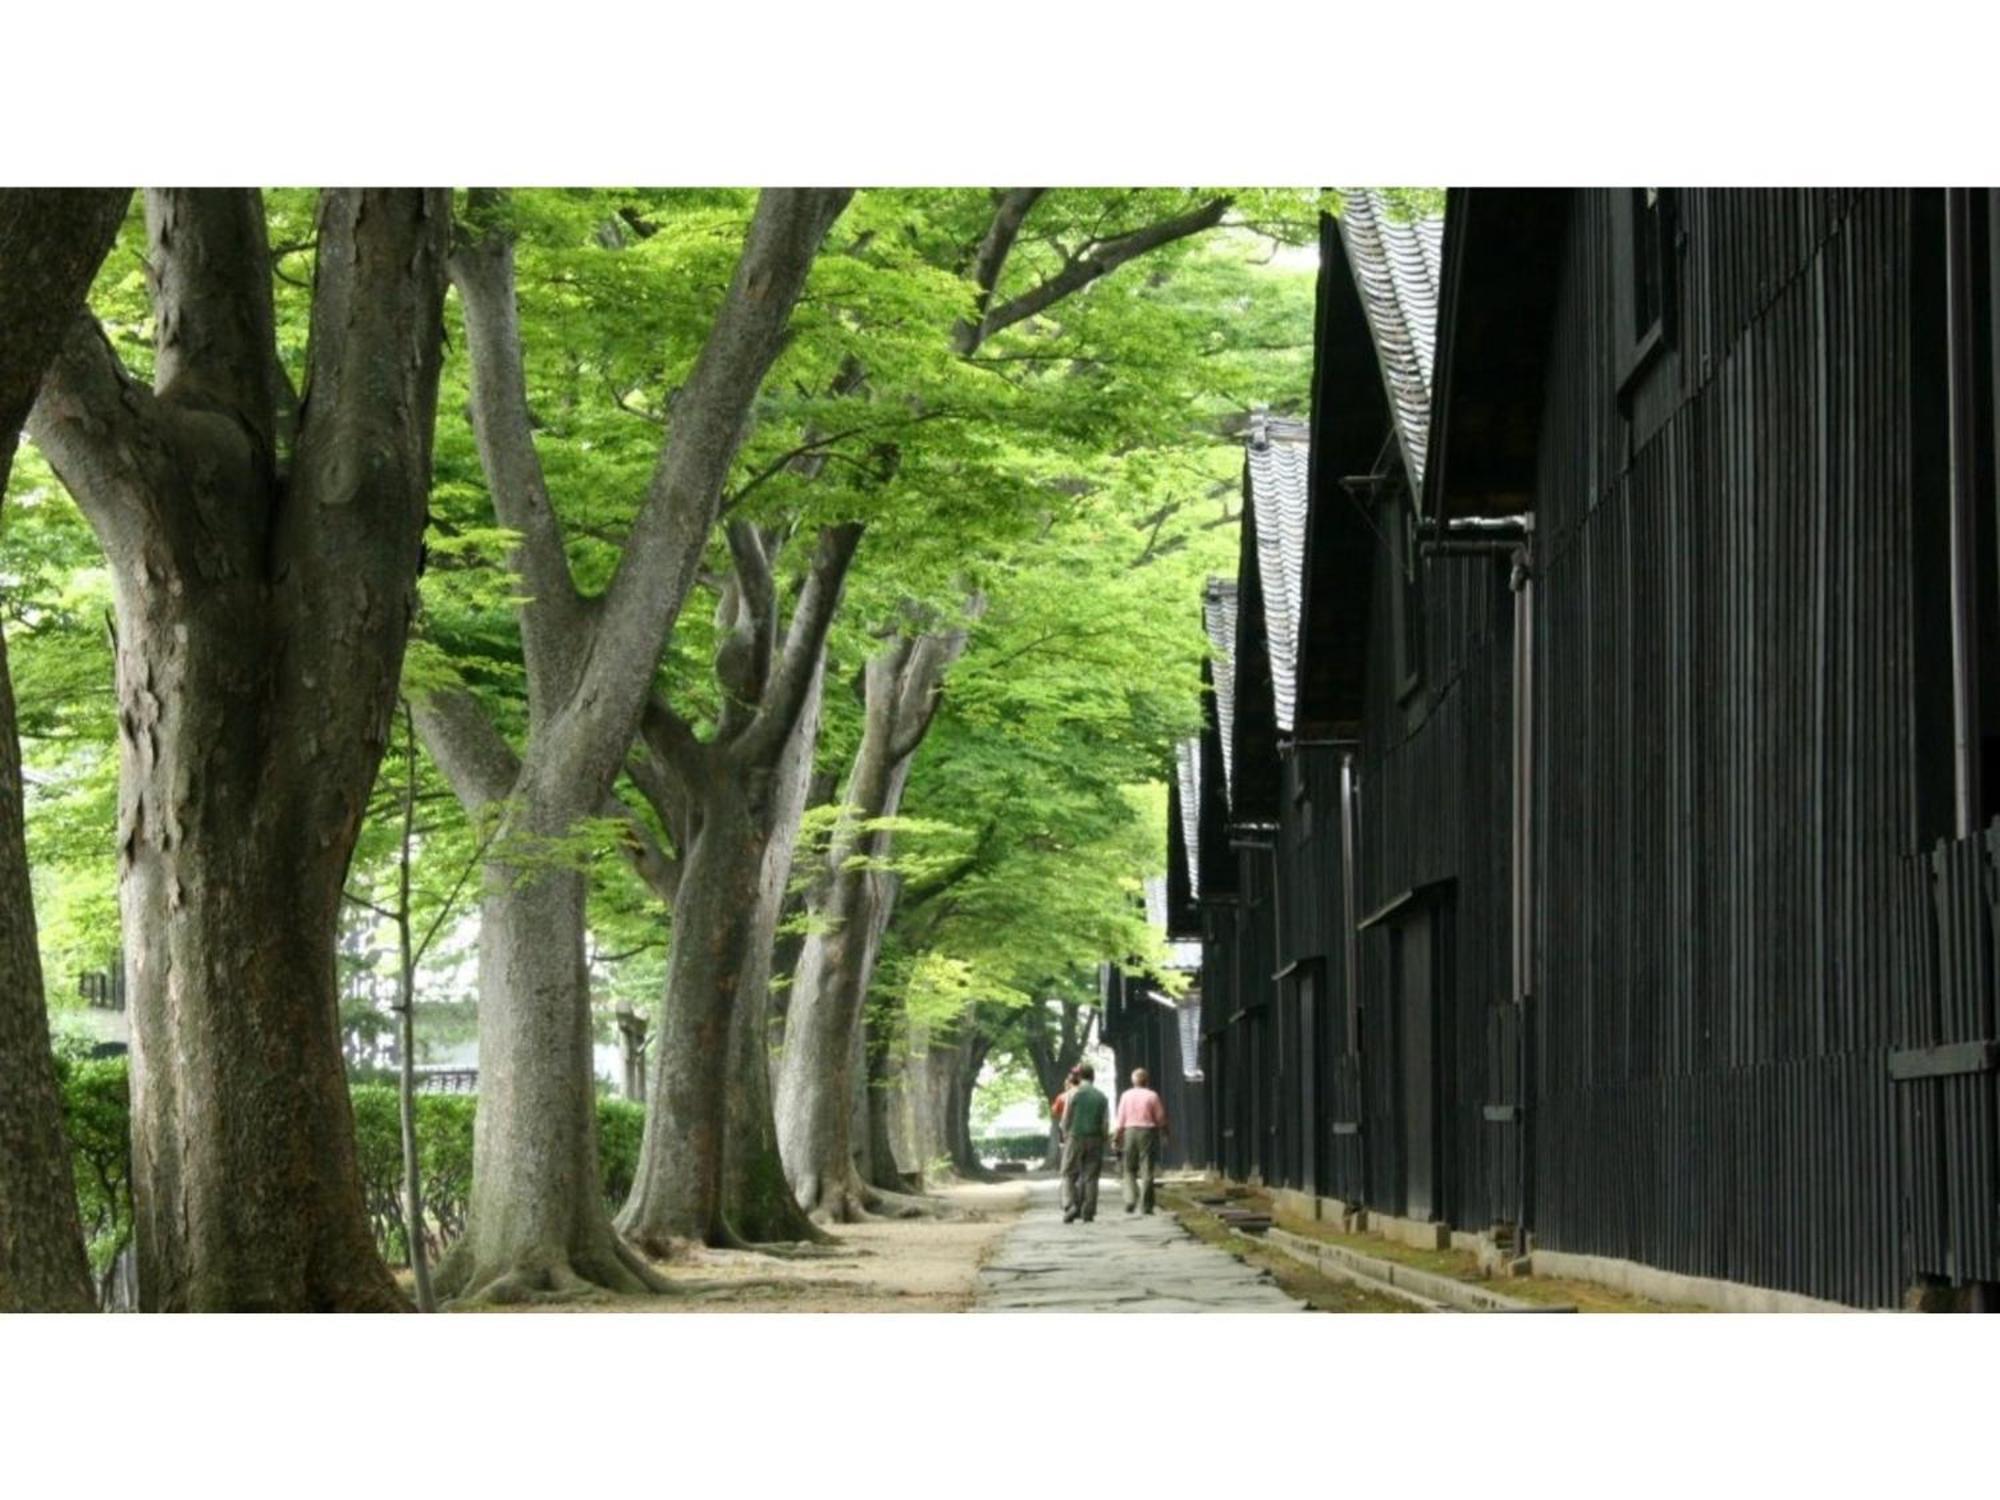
[797,1170,960,1225]
[434,1230,675,1307]
[861,1183,958,1220]
[619,1226,707,1265]
[722,1185,837,1249]
[722,1237,864,1261]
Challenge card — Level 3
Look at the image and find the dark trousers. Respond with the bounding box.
[1063,1136,1105,1219]
[1121,1127,1160,1212]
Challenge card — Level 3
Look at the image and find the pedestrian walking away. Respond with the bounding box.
[1052,1066,1081,1215]
[1114,1067,1169,1215]
[1060,1063,1110,1223]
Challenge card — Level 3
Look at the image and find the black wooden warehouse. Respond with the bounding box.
[1099,876,1209,1171]
[1174,186,2000,1310]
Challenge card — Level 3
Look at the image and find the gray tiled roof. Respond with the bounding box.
[1338,189,1444,489]
[1245,414,1310,735]
[1173,737,1202,900]
[1143,876,1201,971]
[1203,579,1238,809]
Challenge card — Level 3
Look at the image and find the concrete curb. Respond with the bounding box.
[1527,1247,1859,1314]
[1260,1225,1574,1313]
[1241,1226,1451,1312]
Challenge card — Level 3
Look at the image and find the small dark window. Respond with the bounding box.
[1615,187,1677,394]
[1387,494,1424,703]
[1913,188,2000,842]
[1632,189,1666,339]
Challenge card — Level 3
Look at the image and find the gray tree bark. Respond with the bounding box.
[27,189,450,1310]
[862,999,914,1189]
[0,188,130,1313]
[719,658,830,1244]
[942,1025,996,1181]
[775,617,973,1220]
[618,523,859,1253]
[418,189,851,1301]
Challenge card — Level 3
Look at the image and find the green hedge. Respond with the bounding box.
[974,1131,1051,1162]
[56,1054,647,1272]
[51,1050,135,1291]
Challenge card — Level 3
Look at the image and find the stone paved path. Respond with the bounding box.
[973,1177,1305,1313]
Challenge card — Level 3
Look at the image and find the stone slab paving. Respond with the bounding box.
[973,1177,1304,1313]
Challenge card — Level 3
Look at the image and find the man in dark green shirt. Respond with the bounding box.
[1060,1063,1111,1223]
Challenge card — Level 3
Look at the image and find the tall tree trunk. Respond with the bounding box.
[617,525,858,1252]
[863,999,911,1191]
[415,189,850,1298]
[719,665,828,1245]
[29,188,449,1310]
[776,736,910,1218]
[776,618,971,1219]
[943,1027,995,1181]
[434,833,662,1302]
[0,633,94,1313]
[620,789,767,1252]
[0,187,127,1314]
[767,764,837,1050]
[923,1038,957,1174]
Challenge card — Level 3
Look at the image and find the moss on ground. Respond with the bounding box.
[1190,1180,1703,1313]
[1158,1188,1419,1314]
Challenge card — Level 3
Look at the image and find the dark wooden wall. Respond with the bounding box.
[1350,495,1517,1231]
[1101,964,1208,1171]
[1522,188,1994,1308]
[1191,187,2000,1307]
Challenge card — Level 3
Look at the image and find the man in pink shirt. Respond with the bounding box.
[1113,1067,1170,1215]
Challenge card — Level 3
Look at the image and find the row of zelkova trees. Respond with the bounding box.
[0,186,1316,1310]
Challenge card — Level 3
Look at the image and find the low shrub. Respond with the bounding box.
[349,1085,478,1268]
[51,1046,135,1298]
[57,1056,644,1272]
[973,1130,1051,1162]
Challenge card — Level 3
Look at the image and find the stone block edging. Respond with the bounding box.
[1260,1225,1571,1313]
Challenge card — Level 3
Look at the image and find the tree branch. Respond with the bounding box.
[640,693,711,794]
[967,195,1233,352]
[0,190,130,460]
[887,594,984,763]
[720,424,872,512]
[145,189,290,458]
[738,521,863,767]
[558,188,852,783]
[276,189,452,770]
[409,687,520,812]
[26,316,174,563]
[448,191,589,699]
[414,681,680,904]
[602,791,681,908]
[952,188,1045,354]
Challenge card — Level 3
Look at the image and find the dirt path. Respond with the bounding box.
[476,1180,1032,1313]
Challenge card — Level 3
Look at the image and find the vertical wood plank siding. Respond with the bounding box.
[1101,965,1209,1171]
[1190,187,2000,1307]
[1518,189,1980,1308]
